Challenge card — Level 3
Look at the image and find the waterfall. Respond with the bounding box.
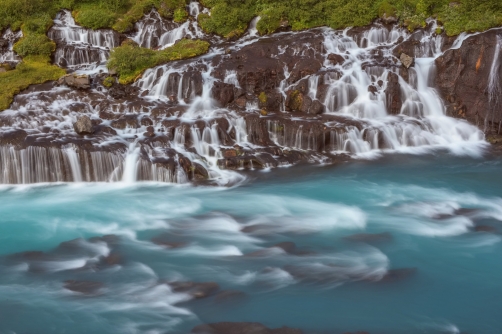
[0,9,489,186]
[48,10,119,70]
[0,29,23,64]
[486,35,502,133]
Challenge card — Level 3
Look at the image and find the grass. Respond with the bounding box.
[197,0,502,38]
[107,38,210,84]
[0,56,66,110]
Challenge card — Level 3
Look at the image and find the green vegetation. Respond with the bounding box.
[198,0,502,38]
[107,39,210,84]
[0,56,66,110]
[102,76,116,88]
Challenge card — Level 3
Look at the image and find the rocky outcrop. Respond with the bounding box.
[435,30,502,133]
[58,74,91,89]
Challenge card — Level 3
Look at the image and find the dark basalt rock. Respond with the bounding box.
[327,53,345,65]
[435,30,502,131]
[212,81,235,107]
[192,322,303,334]
[385,72,402,115]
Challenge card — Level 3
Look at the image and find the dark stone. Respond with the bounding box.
[167,281,220,299]
[212,82,235,107]
[327,53,345,65]
[309,100,325,114]
[63,280,103,295]
[435,30,502,129]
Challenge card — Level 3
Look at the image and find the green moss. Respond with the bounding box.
[74,6,118,30]
[258,92,267,104]
[173,7,188,22]
[108,38,210,84]
[103,76,116,88]
[0,56,66,111]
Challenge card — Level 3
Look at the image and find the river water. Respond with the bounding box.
[0,152,501,334]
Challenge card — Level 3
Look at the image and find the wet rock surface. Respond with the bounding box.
[435,29,502,133]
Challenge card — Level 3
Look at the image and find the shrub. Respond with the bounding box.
[14,34,56,58]
[108,38,210,84]
[74,7,118,29]
[0,56,65,111]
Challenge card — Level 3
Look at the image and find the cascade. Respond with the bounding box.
[0,29,22,64]
[486,35,502,133]
[48,10,119,70]
[0,7,489,185]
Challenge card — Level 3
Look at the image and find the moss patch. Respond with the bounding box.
[108,38,210,84]
[0,56,66,111]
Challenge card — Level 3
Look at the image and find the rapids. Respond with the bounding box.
[0,155,501,333]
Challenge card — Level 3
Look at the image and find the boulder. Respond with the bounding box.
[399,53,414,68]
[58,74,91,89]
[212,81,235,106]
[327,53,345,65]
[309,100,325,115]
[73,115,94,135]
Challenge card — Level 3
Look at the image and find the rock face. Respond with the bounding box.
[385,72,402,114]
[58,74,91,89]
[435,30,502,133]
[73,115,94,135]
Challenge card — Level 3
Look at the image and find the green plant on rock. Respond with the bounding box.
[108,38,210,84]
[0,56,66,111]
[14,33,56,58]
[103,76,116,88]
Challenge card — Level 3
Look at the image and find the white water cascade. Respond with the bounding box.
[0,29,23,64]
[48,10,119,70]
[0,9,489,185]
[486,35,502,132]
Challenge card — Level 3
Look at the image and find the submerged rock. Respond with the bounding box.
[344,232,393,243]
[192,322,303,334]
[63,280,103,295]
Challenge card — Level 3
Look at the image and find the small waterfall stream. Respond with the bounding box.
[0,7,490,185]
[0,29,23,64]
[48,10,119,70]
